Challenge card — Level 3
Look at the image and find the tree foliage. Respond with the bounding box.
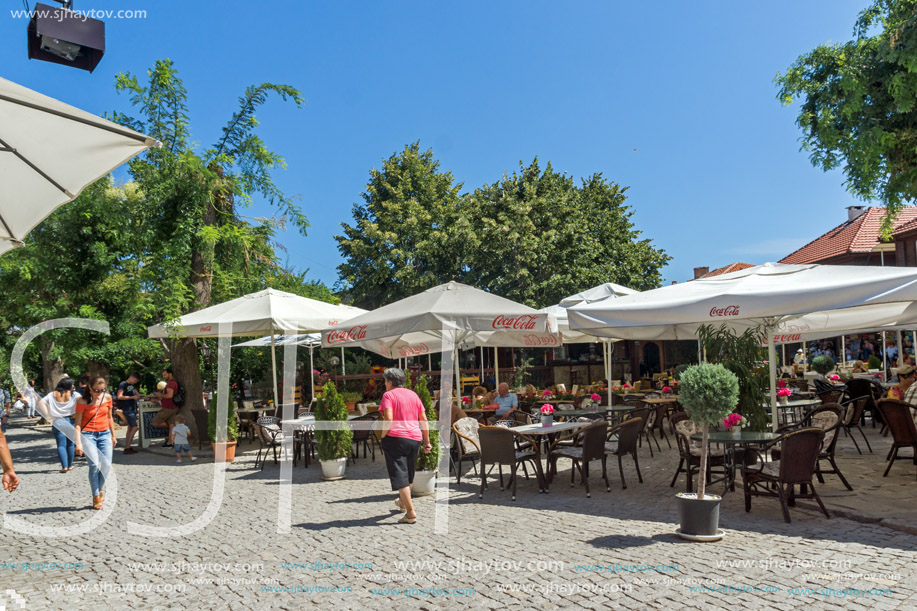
[336,143,670,308]
[776,0,917,234]
[314,382,352,460]
[697,324,768,431]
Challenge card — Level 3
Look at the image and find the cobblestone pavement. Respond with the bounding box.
[0,414,914,610]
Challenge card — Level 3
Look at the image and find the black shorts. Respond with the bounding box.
[380,435,422,491]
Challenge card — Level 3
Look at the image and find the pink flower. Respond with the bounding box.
[623,383,631,389]
[461,396,470,404]
[777,379,787,389]
[829,374,840,381]
[542,389,553,397]
[777,388,793,398]
[662,386,671,393]
[590,393,601,401]
[540,404,554,415]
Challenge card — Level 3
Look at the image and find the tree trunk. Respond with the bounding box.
[39,337,65,393]
[169,337,202,443]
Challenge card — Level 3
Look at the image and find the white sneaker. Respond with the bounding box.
[190,456,198,461]
[176,458,182,463]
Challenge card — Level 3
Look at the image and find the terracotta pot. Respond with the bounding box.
[211,441,237,463]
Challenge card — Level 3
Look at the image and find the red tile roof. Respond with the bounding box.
[780,207,917,264]
[892,217,917,237]
[699,262,755,278]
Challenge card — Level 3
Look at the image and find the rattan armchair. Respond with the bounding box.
[477,425,541,500]
[451,417,481,484]
[773,404,852,491]
[546,420,609,497]
[604,417,643,489]
[875,399,917,480]
[743,428,830,523]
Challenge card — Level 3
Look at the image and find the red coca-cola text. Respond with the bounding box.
[492,314,539,330]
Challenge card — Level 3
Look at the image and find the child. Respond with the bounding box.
[170,415,197,463]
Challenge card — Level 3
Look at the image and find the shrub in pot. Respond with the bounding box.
[676,363,739,540]
[867,354,882,371]
[811,355,835,377]
[314,383,353,480]
[341,391,362,412]
[208,392,240,463]
[411,376,440,496]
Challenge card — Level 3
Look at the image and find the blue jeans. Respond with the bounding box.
[52,417,75,469]
[81,430,112,497]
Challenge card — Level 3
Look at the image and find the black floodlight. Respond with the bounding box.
[28,2,105,72]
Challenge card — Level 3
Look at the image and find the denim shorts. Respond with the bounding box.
[174,444,191,454]
[121,407,137,427]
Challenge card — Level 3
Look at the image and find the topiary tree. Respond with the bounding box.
[674,364,691,381]
[811,355,835,377]
[678,363,739,499]
[414,376,440,471]
[314,382,352,461]
[867,354,882,370]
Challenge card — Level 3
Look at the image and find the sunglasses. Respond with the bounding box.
[91,387,106,393]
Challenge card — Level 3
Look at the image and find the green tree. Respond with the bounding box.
[336,142,468,309]
[336,146,670,309]
[0,180,160,390]
[110,60,313,434]
[776,0,917,234]
[697,324,769,431]
[467,159,670,306]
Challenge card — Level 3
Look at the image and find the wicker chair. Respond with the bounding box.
[839,396,872,454]
[875,399,917,480]
[477,425,541,500]
[253,416,285,470]
[774,404,852,491]
[648,402,672,449]
[743,428,830,523]
[451,417,480,484]
[628,405,657,457]
[669,412,726,493]
[351,412,381,461]
[604,417,643,489]
[789,379,809,393]
[816,387,844,405]
[844,377,882,430]
[546,421,610,497]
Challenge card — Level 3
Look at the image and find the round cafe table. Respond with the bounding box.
[690,431,783,492]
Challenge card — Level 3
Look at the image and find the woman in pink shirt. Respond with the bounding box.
[379,368,431,524]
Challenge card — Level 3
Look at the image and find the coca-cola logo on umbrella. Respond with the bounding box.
[199,326,212,332]
[397,344,429,357]
[522,334,560,347]
[769,334,802,344]
[492,314,539,330]
[709,305,740,317]
[326,325,367,344]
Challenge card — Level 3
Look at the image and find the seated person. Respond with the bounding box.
[523,384,537,400]
[450,400,468,423]
[470,385,488,407]
[851,360,867,374]
[888,364,916,401]
[492,382,518,421]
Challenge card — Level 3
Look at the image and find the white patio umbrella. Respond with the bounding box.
[0,76,160,255]
[321,281,558,400]
[234,333,323,400]
[568,263,917,430]
[544,282,637,406]
[149,288,367,407]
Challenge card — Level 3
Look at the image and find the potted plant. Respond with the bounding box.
[811,355,835,378]
[676,363,739,541]
[867,354,882,371]
[411,376,440,496]
[341,391,362,412]
[540,404,554,427]
[208,393,240,463]
[722,413,747,438]
[314,382,353,480]
[777,387,793,404]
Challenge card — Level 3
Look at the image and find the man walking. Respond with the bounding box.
[117,372,142,454]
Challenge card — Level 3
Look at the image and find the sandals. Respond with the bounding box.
[398,516,416,524]
[92,496,103,510]
[394,498,404,511]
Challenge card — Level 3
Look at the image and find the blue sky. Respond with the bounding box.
[1,1,868,289]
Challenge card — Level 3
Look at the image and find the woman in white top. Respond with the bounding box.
[36,378,79,473]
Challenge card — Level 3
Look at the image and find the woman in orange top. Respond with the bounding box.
[75,376,117,510]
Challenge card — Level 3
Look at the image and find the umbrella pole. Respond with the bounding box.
[341,347,346,376]
[271,331,280,410]
[768,334,778,432]
[455,345,461,406]
[841,335,846,368]
[882,334,888,381]
[309,345,315,401]
[495,347,499,387]
[427,353,431,373]
[606,342,612,409]
[897,330,903,367]
[781,344,786,370]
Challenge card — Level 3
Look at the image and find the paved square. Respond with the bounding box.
[0,416,915,610]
